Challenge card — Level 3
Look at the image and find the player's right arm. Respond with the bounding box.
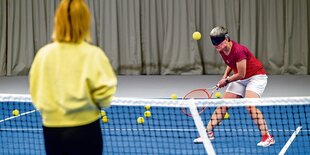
[217,66,232,88]
[222,66,232,79]
[89,49,117,109]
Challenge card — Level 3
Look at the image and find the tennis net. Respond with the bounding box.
[0,94,310,154]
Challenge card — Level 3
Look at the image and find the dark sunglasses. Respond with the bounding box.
[210,34,229,46]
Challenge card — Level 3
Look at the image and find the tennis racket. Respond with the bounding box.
[181,86,218,117]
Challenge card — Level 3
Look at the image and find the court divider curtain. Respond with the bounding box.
[0,0,309,76]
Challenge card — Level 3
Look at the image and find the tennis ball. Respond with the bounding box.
[101,110,106,116]
[171,93,177,100]
[224,112,230,119]
[12,109,19,116]
[192,31,201,40]
[144,111,152,118]
[137,117,145,124]
[144,104,151,110]
[102,116,109,123]
[215,92,222,98]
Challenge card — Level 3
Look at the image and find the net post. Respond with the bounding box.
[188,99,216,155]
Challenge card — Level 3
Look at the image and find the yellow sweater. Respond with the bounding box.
[29,42,117,127]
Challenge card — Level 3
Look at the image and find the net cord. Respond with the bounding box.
[278,126,302,155]
[189,99,216,155]
[1,94,310,107]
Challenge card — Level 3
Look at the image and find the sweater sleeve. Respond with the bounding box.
[89,50,117,108]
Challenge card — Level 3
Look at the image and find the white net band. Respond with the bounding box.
[1,94,310,107]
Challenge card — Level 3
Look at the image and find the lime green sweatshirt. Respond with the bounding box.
[29,42,117,127]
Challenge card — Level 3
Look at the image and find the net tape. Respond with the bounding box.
[1,94,310,107]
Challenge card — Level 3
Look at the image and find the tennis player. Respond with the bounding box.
[29,0,117,154]
[193,26,275,147]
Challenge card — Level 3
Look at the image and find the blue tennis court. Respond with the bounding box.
[1,97,309,155]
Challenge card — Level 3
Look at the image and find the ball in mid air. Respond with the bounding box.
[192,31,201,40]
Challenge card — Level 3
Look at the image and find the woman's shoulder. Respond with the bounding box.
[232,41,251,54]
[35,42,58,56]
[40,42,57,50]
[81,42,103,52]
[80,42,109,60]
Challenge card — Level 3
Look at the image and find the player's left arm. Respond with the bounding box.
[218,59,246,88]
[227,59,246,82]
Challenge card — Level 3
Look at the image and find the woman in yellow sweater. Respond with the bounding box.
[29,0,117,154]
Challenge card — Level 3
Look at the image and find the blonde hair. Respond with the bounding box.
[52,0,91,43]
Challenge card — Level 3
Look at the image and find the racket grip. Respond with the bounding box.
[215,84,219,89]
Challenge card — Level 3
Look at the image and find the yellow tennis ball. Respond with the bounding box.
[192,31,201,40]
[101,110,106,116]
[102,116,109,123]
[144,105,151,110]
[144,111,152,118]
[137,117,145,124]
[224,112,230,119]
[171,93,177,100]
[12,109,19,116]
[215,92,222,98]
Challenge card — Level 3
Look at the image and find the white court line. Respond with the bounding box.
[189,100,215,155]
[278,126,302,155]
[0,128,309,132]
[0,128,197,132]
[0,110,37,123]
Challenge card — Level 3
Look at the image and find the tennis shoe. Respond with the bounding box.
[257,134,275,147]
[193,131,214,144]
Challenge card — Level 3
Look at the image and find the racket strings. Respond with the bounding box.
[181,89,212,117]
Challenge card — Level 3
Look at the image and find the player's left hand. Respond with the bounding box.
[217,78,228,88]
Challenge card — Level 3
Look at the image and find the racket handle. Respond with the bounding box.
[215,84,219,89]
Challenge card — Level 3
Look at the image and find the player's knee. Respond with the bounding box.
[245,106,255,113]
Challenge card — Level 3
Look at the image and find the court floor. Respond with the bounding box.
[0,75,310,98]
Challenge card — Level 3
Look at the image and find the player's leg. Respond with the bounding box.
[205,81,245,136]
[245,75,274,147]
[63,119,103,155]
[245,91,274,147]
[193,81,245,144]
[43,126,65,155]
[206,92,239,133]
[245,91,269,135]
[194,92,240,143]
